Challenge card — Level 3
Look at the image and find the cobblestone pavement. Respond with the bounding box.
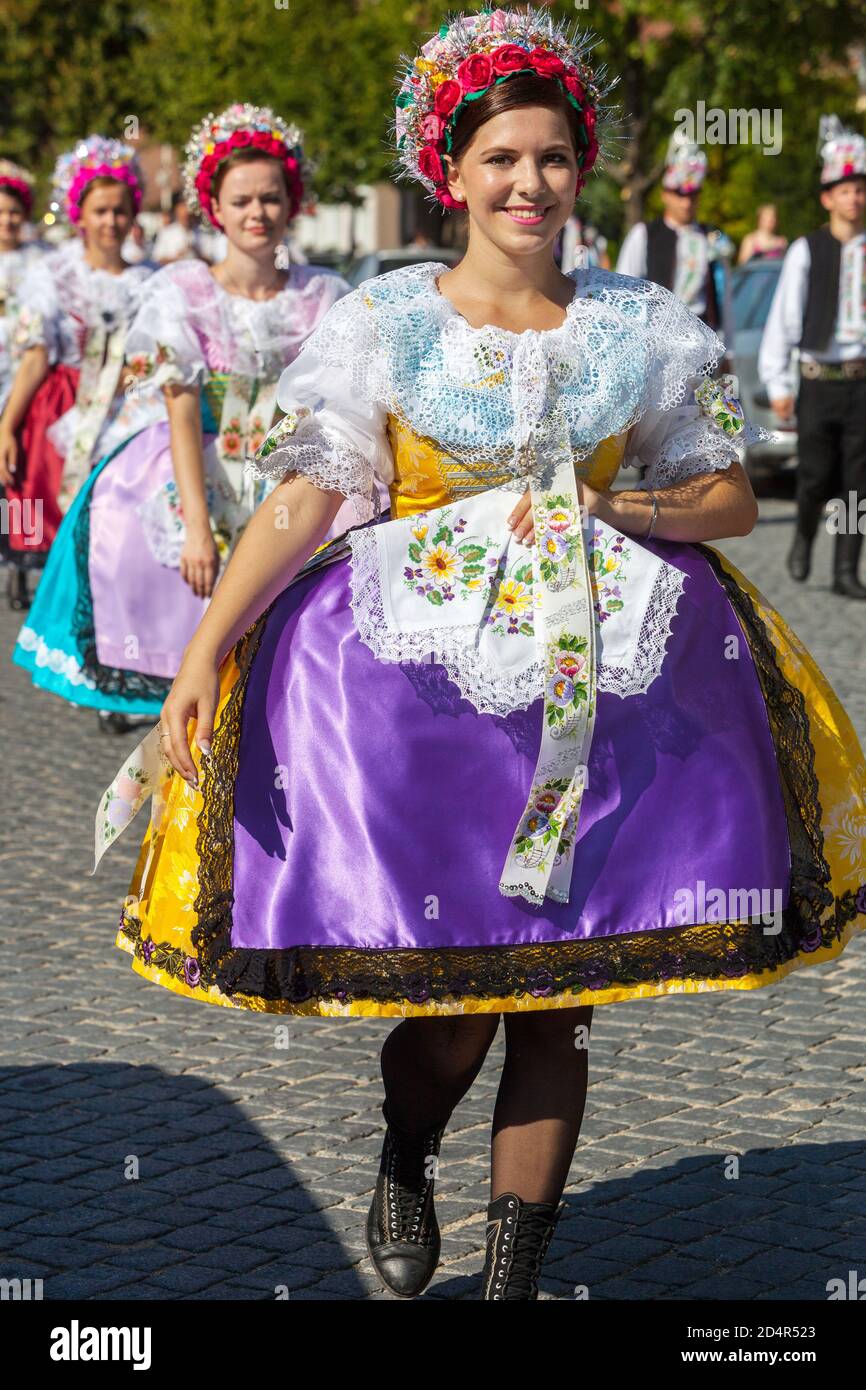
[1,484,865,1301]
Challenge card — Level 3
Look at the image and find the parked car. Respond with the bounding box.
[344,245,463,287]
[731,257,798,482]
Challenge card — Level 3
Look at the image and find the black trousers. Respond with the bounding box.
[795,375,866,536]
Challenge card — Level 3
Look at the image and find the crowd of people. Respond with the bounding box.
[1,4,864,1303]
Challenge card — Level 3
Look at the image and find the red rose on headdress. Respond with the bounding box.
[439,188,466,210]
[434,80,463,117]
[251,130,272,150]
[418,145,445,183]
[283,154,299,173]
[492,43,531,74]
[583,105,597,137]
[232,130,253,148]
[583,136,599,169]
[421,112,445,143]
[563,73,585,104]
[457,54,494,92]
[528,48,566,78]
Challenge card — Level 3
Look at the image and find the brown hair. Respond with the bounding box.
[212,146,291,202]
[446,71,586,166]
[0,184,28,214]
[79,175,135,215]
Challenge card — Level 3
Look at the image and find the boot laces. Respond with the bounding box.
[496,1207,557,1299]
[384,1124,442,1244]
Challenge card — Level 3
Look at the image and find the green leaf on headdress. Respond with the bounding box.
[396,90,413,108]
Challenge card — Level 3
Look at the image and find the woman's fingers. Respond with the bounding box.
[506,489,535,545]
[163,700,198,785]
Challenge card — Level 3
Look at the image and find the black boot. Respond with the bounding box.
[831,532,866,600]
[6,565,29,611]
[479,1191,566,1300]
[786,531,813,582]
[97,710,134,734]
[365,1099,448,1298]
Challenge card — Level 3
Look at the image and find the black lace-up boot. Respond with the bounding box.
[832,532,866,599]
[479,1191,566,1300]
[365,1098,448,1298]
[6,564,29,611]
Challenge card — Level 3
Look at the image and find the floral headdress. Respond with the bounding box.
[662,130,707,194]
[182,103,311,227]
[51,136,143,225]
[817,114,866,188]
[392,6,618,210]
[0,159,35,216]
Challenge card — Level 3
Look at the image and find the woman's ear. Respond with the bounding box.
[443,153,467,207]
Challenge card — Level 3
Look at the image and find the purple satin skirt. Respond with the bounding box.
[228,537,791,952]
[88,421,209,678]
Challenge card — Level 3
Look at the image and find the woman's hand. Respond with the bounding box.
[506,480,608,543]
[179,524,220,599]
[0,429,18,486]
[159,648,221,785]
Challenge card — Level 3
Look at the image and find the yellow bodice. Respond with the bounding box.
[385,412,628,519]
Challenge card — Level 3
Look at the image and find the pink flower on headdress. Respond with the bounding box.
[420,113,445,143]
[0,177,33,215]
[457,54,494,92]
[528,47,566,78]
[418,146,445,183]
[434,80,463,117]
[493,43,532,74]
[487,9,510,32]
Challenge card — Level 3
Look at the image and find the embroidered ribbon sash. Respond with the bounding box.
[57,323,126,513]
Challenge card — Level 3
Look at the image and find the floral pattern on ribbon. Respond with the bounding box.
[98,762,151,849]
[545,633,591,734]
[534,493,582,590]
[694,374,745,436]
[126,341,177,383]
[510,775,581,869]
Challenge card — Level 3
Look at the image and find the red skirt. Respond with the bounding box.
[2,364,79,562]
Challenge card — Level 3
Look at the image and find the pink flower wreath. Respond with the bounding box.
[183,104,310,228]
[393,7,616,210]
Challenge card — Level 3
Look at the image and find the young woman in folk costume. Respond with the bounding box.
[0,162,45,413]
[94,8,866,1300]
[12,105,353,733]
[0,138,158,612]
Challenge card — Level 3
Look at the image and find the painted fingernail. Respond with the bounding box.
[198,740,211,757]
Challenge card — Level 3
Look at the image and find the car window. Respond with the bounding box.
[732,268,780,331]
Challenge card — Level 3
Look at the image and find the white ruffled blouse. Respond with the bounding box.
[250,259,764,516]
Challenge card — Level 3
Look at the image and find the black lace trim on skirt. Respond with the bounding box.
[120,545,861,1007]
[70,474,173,703]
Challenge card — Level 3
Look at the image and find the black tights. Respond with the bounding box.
[379,1007,593,1205]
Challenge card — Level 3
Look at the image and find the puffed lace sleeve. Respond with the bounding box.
[123,264,208,394]
[11,254,62,362]
[622,281,771,490]
[248,288,393,523]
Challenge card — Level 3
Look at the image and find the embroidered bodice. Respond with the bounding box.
[11,237,154,367]
[250,260,765,520]
[124,257,351,395]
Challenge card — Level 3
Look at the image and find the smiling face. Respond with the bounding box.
[78,179,134,252]
[212,156,291,254]
[442,104,578,257]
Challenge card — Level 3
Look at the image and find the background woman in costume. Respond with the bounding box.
[0,162,45,414]
[12,104,352,734]
[95,8,866,1301]
[0,137,158,612]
